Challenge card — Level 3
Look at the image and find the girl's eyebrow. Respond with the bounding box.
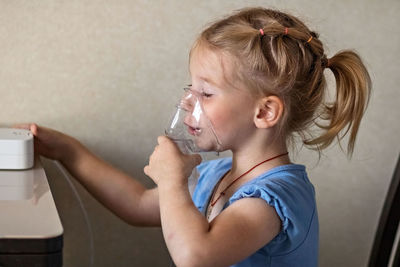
[199,76,219,87]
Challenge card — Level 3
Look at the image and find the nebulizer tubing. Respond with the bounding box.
[53,160,95,267]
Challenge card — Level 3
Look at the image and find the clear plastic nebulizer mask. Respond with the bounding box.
[165,87,222,153]
[165,87,222,195]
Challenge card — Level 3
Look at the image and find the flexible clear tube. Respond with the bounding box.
[53,160,94,267]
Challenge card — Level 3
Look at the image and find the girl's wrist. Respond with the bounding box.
[158,177,188,193]
[59,137,86,166]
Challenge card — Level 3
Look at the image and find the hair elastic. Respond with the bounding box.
[307,36,313,43]
[284,27,288,35]
[259,28,265,36]
[321,56,330,69]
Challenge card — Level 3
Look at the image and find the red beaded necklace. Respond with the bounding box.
[209,152,289,208]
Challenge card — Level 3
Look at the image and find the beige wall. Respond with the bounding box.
[1,0,399,266]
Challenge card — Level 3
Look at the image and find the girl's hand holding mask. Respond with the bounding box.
[144,136,201,188]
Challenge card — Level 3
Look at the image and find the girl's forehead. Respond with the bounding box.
[189,47,233,87]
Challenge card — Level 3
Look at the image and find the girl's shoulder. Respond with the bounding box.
[227,163,317,254]
[228,163,314,208]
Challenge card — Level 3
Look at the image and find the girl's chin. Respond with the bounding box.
[194,139,222,152]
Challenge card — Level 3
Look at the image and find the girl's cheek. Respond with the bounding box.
[208,110,233,138]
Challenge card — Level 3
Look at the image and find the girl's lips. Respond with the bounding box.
[185,123,201,136]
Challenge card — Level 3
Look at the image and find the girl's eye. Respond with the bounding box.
[187,84,213,98]
[201,92,213,98]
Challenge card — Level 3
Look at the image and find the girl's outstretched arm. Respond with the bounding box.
[145,136,281,266]
[15,124,161,227]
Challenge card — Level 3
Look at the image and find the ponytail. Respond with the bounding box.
[304,50,372,156]
[191,7,371,157]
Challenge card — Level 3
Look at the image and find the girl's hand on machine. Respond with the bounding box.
[144,136,201,187]
[12,123,80,162]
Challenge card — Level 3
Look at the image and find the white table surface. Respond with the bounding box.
[0,159,63,239]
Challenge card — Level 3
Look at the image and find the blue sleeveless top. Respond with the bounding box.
[192,158,318,267]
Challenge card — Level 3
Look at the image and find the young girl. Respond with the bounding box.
[18,7,371,267]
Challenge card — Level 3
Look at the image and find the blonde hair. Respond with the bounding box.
[191,7,371,156]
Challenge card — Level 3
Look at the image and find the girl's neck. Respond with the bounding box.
[229,138,291,179]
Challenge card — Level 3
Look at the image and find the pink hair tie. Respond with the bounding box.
[259,28,265,36]
[284,27,288,35]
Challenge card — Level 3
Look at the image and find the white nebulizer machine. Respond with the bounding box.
[165,87,222,195]
[0,128,34,170]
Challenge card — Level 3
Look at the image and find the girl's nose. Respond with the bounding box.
[180,89,197,112]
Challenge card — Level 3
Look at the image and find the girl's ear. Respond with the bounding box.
[254,96,284,129]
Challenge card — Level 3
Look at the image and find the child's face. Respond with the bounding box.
[187,47,258,152]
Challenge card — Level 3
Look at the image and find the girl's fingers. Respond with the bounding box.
[12,123,39,136]
[157,135,171,145]
[30,124,38,136]
[143,165,149,176]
